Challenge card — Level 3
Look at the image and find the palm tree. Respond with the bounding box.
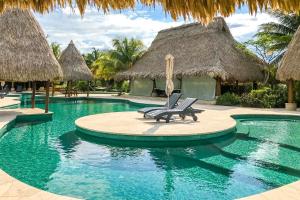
[94,52,118,81]
[257,11,300,63]
[50,42,61,59]
[110,38,145,70]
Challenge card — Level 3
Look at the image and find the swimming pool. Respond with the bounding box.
[0,98,299,200]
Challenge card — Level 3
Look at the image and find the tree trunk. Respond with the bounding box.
[215,77,222,97]
[87,81,90,97]
[287,79,295,103]
[45,81,50,113]
[31,82,36,108]
[51,81,55,97]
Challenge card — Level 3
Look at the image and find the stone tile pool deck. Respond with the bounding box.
[0,94,299,200]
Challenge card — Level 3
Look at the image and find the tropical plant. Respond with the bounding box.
[245,35,280,86]
[256,10,300,63]
[50,42,61,59]
[93,52,118,81]
[83,48,103,75]
[110,38,145,70]
[92,38,145,81]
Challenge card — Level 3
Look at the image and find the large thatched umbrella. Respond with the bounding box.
[1,1,300,24]
[276,26,300,110]
[0,9,62,113]
[58,40,93,97]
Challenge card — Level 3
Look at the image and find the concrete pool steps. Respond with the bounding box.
[0,95,300,200]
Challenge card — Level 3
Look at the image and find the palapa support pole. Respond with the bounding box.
[65,81,69,97]
[28,81,32,91]
[11,82,15,91]
[45,81,50,113]
[287,79,295,103]
[87,81,90,97]
[68,81,72,97]
[215,77,222,97]
[51,81,55,97]
[235,80,239,94]
[31,81,36,108]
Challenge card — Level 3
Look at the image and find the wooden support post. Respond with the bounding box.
[87,81,90,97]
[45,81,50,113]
[51,81,55,97]
[31,81,36,108]
[215,77,222,97]
[287,79,295,103]
[28,81,32,91]
[68,81,72,97]
[235,80,239,92]
[11,82,15,91]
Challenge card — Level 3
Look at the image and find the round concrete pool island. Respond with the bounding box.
[75,110,236,142]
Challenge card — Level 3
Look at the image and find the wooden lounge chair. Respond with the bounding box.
[138,93,182,116]
[145,98,203,123]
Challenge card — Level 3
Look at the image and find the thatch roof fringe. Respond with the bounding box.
[276,26,300,81]
[2,0,300,24]
[58,40,93,81]
[0,9,62,82]
[116,17,265,82]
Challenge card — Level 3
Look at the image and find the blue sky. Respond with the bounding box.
[34,4,276,53]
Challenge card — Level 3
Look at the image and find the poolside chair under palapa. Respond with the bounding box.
[138,93,182,116]
[145,98,203,123]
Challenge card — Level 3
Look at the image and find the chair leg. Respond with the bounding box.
[191,113,198,121]
[165,114,172,123]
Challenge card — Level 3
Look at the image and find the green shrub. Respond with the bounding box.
[216,93,240,106]
[76,81,89,91]
[240,86,287,108]
[121,81,130,93]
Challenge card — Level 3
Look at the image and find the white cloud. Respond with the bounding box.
[35,7,182,53]
[225,13,277,41]
[35,7,277,53]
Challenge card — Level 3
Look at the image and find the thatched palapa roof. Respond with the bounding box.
[117,17,265,82]
[276,26,300,81]
[59,40,93,81]
[1,1,300,24]
[0,9,62,82]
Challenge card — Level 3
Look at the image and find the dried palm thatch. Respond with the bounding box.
[1,0,300,24]
[0,9,62,82]
[59,41,93,81]
[276,26,300,81]
[116,17,265,83]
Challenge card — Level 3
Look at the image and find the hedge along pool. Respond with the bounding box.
[0,98,299,200]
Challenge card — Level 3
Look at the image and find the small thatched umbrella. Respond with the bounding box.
[276,26,300,110]
[58,40,93,97]
[0,9,62,113]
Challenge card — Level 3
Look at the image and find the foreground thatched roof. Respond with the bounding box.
[59,41,93,81]
[276,26,300,81]
[117,17,265,82]
[1,1,300,24]
[0,9,62,82]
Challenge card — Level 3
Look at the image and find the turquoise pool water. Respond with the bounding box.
[0,98,299,200]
